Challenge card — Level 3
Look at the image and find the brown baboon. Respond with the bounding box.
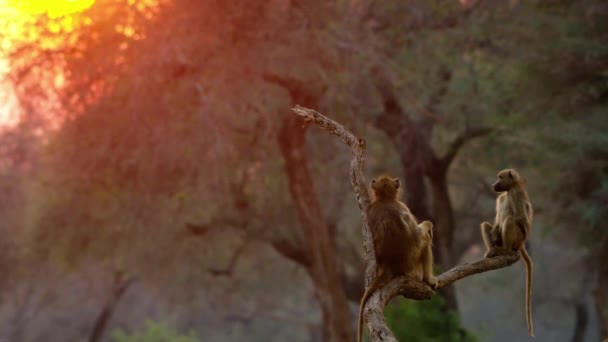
[480,168,534,337]
[357,175,438,342]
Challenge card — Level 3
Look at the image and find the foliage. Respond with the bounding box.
[112,320,199,342]
[385,296,477,342]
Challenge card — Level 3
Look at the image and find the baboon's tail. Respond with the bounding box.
[358,277,386,342]
[520,246,534,337]
[357,291,367,342]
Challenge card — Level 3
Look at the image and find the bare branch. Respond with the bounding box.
[293,105,523,342]
[185,222,211,236]
[89,271,136,342]
[208,241,249,277]
[185,219,310,272]
[271,239,310,267]
[441,127,493,167]
[436,253,520,288]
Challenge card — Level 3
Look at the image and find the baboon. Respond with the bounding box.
[357,175,438,342]
[480,168,534,337]
[416,220,436,285]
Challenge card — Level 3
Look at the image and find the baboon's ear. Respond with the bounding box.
[508,170,513,179]
[394,178,400,189]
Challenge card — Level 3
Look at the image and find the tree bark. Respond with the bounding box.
[595,239,608,340]
[278,114,354,342]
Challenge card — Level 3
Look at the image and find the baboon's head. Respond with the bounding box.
[492,169,521,192]
[371,175,401,200]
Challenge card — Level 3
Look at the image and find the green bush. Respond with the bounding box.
[384,296,477,342]
[112,320,199,342]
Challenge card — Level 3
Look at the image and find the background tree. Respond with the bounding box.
[0,0,606,341]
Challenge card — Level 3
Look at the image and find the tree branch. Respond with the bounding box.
[185,220,310,272]
[208,241,249,277]
[292,105,522,342]
[441,127,493,167]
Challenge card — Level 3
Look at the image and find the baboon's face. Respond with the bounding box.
[492,170,515,192]
[372,176,400,199]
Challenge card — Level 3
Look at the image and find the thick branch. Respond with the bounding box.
[438,252,520,288]
[185,220,311,271]
[291,106,518,342]
[441,127,493,167]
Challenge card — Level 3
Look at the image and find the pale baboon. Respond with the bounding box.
[416,220,436,285]
[480,168,534,337]
[357,175,438,342]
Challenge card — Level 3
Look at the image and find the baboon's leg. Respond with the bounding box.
[421,242,435,286]
[501,216,523,253]
[481,222,496,257]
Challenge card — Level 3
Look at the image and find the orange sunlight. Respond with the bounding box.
[0,0,95,127]
[0,0,162,128]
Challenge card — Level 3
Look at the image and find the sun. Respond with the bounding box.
[8,0,95,17]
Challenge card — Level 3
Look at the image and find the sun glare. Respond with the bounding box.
[0,0,95,127]
[0,0,161,128]
[7,0,95,17]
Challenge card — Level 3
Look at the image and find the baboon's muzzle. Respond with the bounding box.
[492,181,507,192]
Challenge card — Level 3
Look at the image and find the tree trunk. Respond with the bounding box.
[427,167,459,312]
[595,240,608,340]
[400,156,433,221]
[88,272,134,342]
[278,115,354,342]
[571,301,588,342]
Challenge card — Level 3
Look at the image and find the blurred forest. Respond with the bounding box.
[0,0,607,341]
